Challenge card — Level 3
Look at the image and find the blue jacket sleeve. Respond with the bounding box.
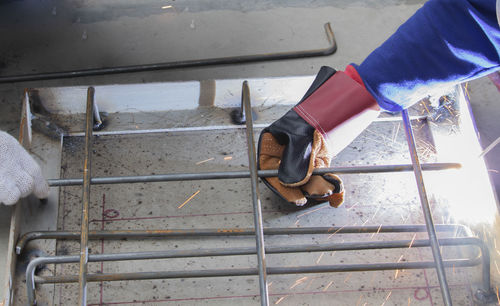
[353,0,500,111]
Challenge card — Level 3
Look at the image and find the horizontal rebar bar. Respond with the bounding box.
[27,236,489,305]
[67,115,428,137]
[16,224,469,255]
[47,163,461,187]
[35,258,480,284]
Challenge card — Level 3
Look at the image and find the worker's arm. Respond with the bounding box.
[0,131,49,205]
[259,0,500,206]
[356,0,500,111]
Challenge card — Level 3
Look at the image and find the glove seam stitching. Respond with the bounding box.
[295,105,327,136]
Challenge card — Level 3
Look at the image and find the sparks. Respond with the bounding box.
[421,101,431,115]
[177,190,200,209]
[394,255,404,279]
[305,278,316,289]
[443,104,455,116]
[371,204,382,220]
[381,291,392,306]
[371,224,383,238]
[356,294,364,306]
[297,205,327,218]
[347,202,359,211]
[161,5,172,9]
[479,136,500,158]
[496,286,500,305]
[275,295,288,304]
[196,157,214,165]
[408,233,417,249]
[429,121,439,128]
[327,225,346,239]
[316,252,325,264]
[323,280,334,291]
[223,156,233,160]
[344,273,352,284]
[392,123,401,144]
[290,277,308,289]
[368,273,376,287]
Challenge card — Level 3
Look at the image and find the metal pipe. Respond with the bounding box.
[78,87,94,306]
[26,237,487,305]
[47,163,461,187]
[402,109,452,305]
[16,224,469,255]
[0,23,336,83]
[242,80,269,305]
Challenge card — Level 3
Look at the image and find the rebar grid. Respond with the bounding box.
[21,83,489,306]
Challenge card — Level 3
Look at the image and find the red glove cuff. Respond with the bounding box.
[293,70,377,139]
[344,64,365,87]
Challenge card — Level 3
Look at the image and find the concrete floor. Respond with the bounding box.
[0,0,499,305]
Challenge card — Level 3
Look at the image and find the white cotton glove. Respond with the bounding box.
[0,131,49,205]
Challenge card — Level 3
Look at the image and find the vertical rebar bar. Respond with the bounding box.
[402,110,452,305]
[78,87,95,306]
[242,81,269,306]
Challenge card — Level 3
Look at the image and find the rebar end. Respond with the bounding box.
[93,119,106,131]
[230,109,246,125]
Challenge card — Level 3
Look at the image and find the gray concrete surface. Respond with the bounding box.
[0,0,423,84]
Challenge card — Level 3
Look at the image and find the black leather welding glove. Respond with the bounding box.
[258,66,377,206]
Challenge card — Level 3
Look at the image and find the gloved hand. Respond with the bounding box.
[0,131,49,205]
[258,66,378,207]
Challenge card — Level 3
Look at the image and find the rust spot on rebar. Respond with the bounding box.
[217,228,245,233]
